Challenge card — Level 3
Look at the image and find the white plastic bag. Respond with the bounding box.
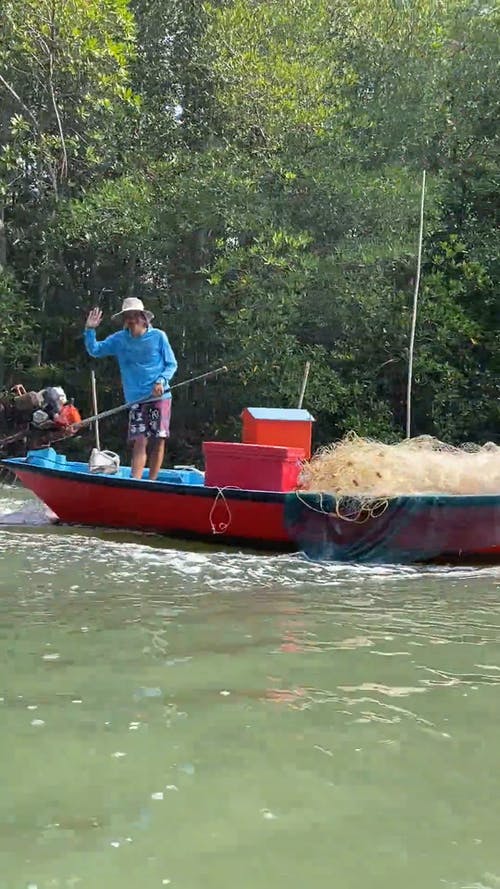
[88,448,120,475]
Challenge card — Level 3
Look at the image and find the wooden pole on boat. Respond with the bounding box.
[297,361,311,409]
[405,170,426,439]
[90,370,101,450]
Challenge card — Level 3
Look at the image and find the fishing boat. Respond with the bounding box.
[1,408,315,547]
[1,445,298,548]
[4,447,500,563]
[3,401,499,562]
[284,491,500,563]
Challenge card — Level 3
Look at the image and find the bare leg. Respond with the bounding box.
[148,438,166,481]
[131,437,148,479]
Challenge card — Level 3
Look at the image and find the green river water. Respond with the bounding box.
[1,484,500,889]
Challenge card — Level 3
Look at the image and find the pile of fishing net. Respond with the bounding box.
[299,432,500,497]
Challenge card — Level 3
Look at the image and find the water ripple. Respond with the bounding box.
[2,488,500,889]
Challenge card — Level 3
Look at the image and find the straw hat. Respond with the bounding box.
[111,297,154,322]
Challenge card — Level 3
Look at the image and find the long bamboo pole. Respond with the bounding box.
[297,361,311,409]
[90,370,100,450]
[405,170,426,439]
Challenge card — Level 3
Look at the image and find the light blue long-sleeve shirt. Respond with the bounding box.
[84,327,178,404]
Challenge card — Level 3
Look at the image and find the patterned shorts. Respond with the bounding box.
[128,399,172,440]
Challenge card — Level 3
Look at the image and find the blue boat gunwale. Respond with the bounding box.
[1,457,288,503]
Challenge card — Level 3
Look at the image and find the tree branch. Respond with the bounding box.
[48,52,68,179]
[47,0,68,180]
[0,71,40,131]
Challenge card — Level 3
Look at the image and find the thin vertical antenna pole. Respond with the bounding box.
[90,370,101,450]
[406,170,426,439]
[297,361,311,409]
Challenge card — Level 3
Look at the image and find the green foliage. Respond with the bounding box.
[206,0,337,145]
[0,0,136,194]
[0,270,36,374]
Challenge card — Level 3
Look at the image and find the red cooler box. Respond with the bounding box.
[241,407,314,459]
[203,442,305,492]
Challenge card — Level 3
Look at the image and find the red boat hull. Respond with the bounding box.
[11,464,292,547]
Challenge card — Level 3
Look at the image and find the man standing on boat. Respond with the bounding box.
[84,298,177,481]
